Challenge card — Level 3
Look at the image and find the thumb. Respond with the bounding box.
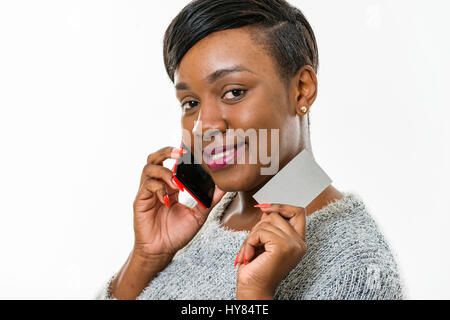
[210,185,227,208]
[194,185,227,214]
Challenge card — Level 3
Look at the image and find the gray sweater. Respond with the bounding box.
[95,191,405,300]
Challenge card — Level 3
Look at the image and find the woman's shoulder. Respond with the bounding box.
[175,191,405,299]
[305,192,391,249]
[305,192,399,264]
[275,191,405,299]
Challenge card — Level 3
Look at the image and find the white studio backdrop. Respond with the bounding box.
[0,0,448,299]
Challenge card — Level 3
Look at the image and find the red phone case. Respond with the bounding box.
[171,140,208,209]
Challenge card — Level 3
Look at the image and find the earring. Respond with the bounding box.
[300,106,308,113]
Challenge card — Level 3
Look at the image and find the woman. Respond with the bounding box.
[96,0,404,300]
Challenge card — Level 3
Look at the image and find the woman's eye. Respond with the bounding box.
[223,89,247,101]
[181,100,199,110]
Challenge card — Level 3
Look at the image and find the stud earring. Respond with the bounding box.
[300,106,308,113]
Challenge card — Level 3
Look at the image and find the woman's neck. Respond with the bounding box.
[219,184,344,232]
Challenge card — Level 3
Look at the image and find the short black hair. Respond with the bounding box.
[163,0,319,84]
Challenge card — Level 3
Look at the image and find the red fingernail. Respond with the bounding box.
[234,253,240,268]
[243,253,247,265]
[172,177,184,191]
[164,194,170,208]
[173,148,187,157]
[254,203,271,208]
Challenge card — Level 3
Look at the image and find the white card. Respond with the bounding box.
[252,149,332,208]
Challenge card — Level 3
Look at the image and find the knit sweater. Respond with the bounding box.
[95,191,405,300]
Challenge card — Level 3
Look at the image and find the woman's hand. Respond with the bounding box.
[109,146,226,300]
[132,146,226,267]
[235,203,307,300]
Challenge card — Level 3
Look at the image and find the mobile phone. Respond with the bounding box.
[172,140,216,209]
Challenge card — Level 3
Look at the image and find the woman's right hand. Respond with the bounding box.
[132,146,226,267]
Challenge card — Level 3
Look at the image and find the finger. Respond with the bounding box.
[192,185,226,215]
[237,227,286,266]
[210,185,227,208]
[253,211,305,246]
[256,203,307,241]
[140,163,180,192]
[237,221,287,265]
[146,146,187,165]
[291,207,306,242]
[185,186,227,227]
[251,217,290,241]
[242,221,292,265]
[134,178,168,210]
[255,203,297,218]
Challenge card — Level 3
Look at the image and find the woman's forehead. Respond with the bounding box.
[174,27,276,84]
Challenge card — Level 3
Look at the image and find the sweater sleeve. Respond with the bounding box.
[306,264,405,300]
[94,273,118,300]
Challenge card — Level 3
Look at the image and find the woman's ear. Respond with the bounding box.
[292,65,318,116]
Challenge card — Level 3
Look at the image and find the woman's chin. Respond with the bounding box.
[210,163,261,192]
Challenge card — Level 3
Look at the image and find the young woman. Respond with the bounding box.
[97,0,404,300]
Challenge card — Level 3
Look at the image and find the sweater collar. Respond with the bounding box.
[204,191,367,234]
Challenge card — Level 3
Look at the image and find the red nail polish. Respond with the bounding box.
[173,148,187,157]
[175,148,187,156]
[254,203,271,208]
[234,253,240,268]
[172,177,184,191]
[243,253,247,265]
[164,194,170,208]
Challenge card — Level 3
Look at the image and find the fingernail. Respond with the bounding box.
[254,203,271,208]
[172,177,184,191]
[171,178,179,189]
[164,194,170,208]
[234,252,240,268]
[173,147,187,157]
[243,253,247,265]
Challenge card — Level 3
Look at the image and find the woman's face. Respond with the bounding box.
[174,26,311,192]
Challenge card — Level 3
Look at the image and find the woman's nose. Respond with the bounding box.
[193,102,228,140]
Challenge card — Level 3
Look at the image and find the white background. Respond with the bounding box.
[0,0,449,299]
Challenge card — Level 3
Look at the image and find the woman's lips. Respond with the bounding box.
[204,142,246,170]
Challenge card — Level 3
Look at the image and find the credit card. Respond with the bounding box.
[252,149,332,208]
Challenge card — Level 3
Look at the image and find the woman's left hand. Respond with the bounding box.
[235,203,307,300]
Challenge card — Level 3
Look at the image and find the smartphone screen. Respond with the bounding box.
[172,142,216,208]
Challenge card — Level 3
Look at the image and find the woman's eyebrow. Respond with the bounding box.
[175,65,254,91]
[204,65,254,83]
